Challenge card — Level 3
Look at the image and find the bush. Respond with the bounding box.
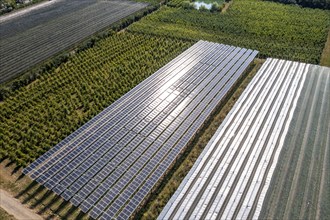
[0,87,11,101]
[199,5,209,12]
[181,1,195,9]
[210,2,221,12]
[129,1,330,64]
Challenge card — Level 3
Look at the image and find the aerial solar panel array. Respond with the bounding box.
[0,0,148,83]
[23,40,258,219]
[159,58,330,220]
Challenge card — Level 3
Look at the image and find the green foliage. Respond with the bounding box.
[196,0,224,3]
[0,33,192,167]
[210,2,222,12]
[167,0,187,7]
[134,0,165,5]
[129,0,330,64]
[0,0,45,15]
[168,0,224,8]
[199,5,209,11]
[265,0,330,9]
[181,0,195,9]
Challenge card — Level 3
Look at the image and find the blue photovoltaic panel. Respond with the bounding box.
[23,41,258,219]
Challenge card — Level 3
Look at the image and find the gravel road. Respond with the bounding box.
[0,189,42,220]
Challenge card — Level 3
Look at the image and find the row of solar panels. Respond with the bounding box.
[24,41,258,219]
[158,58,323,219]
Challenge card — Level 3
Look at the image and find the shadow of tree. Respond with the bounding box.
[11,166,21,175]
[17,173,26,181]
[5,160,15,167]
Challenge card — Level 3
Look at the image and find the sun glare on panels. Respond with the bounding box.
[159,58,330,220]
[23,41,258,219]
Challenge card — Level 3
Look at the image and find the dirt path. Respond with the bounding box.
[221,1,232,13]
[0,189,43,220]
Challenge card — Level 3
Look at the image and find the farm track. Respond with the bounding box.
[0,189,43,220]
[259,65,330,219]
[0,0,147,83]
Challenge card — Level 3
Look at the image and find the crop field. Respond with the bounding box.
[260,64,330,219]
[0,0,329,219]
[23,41,258,219]
[268,0,330,10]
[159,58,330,219]
[0,33,192,167]
[0,0,148,83]
[129,0,330,64]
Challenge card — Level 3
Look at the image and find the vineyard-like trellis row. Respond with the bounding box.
[129,0,330,64]
[0,0,150,83]
[167,0,188,7]
[0,33,193,167]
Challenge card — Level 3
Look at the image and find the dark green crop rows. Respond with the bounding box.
[267,0,330,10]
[129,0,330,64]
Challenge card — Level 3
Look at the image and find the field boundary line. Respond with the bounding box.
[316,73,330,219]
[320,30,330,67]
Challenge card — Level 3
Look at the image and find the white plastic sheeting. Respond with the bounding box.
[159,58,309,220]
